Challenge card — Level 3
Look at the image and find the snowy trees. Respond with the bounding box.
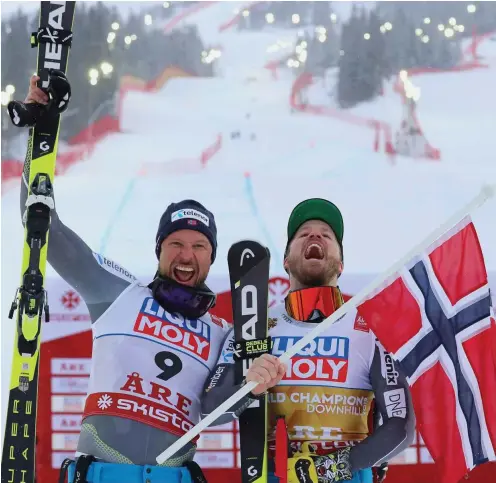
[1,2,212,150]
[337,7,388,108]
[336,3,467,108]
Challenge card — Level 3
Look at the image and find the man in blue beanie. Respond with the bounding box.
[151,199,220,309]
[17,76,286,483]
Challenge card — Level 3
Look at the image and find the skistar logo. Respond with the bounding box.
[119,372,193,417]
[61,290,80,310]
[84,374,197,439]
[134,298,211,361]
[272,336,349,382]
[97,394,113,410]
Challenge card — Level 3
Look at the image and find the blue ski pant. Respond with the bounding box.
[67,461,192,483]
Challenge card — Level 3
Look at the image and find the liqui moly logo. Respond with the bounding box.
[272,336,349,382]
[134,298,211,361]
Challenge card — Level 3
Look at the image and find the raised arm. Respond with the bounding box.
[19,75,134,322]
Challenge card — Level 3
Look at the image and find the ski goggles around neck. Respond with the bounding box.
[285,286,344,321]
[149,275,216,320]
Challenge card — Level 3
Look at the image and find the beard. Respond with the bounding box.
[286,254,341,287]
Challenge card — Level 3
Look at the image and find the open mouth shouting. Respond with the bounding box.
[304,242,325,260]
[172,264,196,284]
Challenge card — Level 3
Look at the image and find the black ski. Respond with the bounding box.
[228,241,271,483]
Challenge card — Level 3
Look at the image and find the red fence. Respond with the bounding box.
[289,72,395,155]
[1,67,222,187]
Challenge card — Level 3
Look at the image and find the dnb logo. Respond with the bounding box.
[134,298,211,361]
[272,336,349,382]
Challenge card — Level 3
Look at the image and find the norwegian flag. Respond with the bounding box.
[357,216,496,483]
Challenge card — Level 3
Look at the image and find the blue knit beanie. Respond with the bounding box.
[155,200,217,262]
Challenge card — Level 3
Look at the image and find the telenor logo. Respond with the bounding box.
[93,252,137,282]
[171,209,209,226]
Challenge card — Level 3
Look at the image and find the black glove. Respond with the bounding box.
[45,69,71,114]
[7,69,71,128]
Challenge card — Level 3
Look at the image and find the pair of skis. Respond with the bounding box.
[228,241,289,483]
[2,3,76,483]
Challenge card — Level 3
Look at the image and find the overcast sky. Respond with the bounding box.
[0,1,157,20]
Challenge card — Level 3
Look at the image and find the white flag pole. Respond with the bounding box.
[156,184,495,465]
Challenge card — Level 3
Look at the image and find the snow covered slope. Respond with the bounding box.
[307,36,496,168]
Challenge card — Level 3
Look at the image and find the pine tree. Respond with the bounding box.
[311,1,332,27]
[473,1,496,34]
[1,10,37,155]
[249,2,268,30]
[384,6,414,72]
[435,36,461,69]
[1,3,212,148]
[287,1,307,28]
[2,10,35,88]
[417,28,437,69]
[323,19,340,68]
[338,7,369,105]
[366,11,387,96]
[337,20,352,107]
[337,8,367,108]
[65,2,116,139]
